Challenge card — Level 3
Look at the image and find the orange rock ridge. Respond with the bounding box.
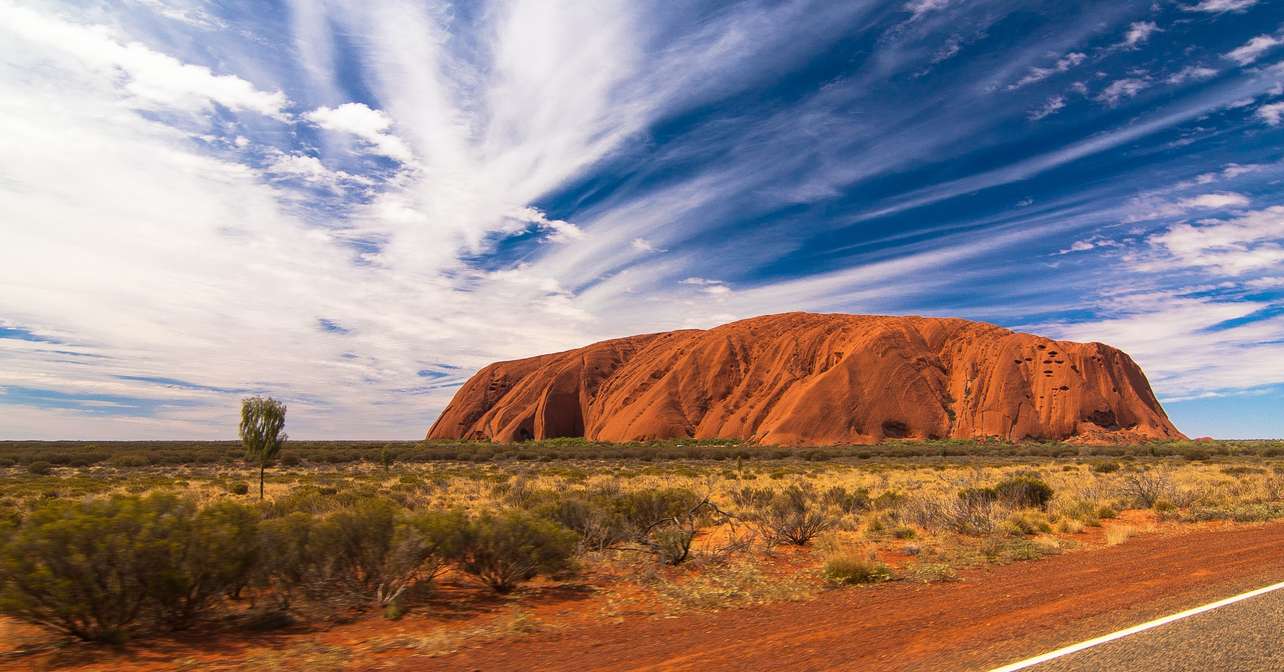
[427,312,1184,445]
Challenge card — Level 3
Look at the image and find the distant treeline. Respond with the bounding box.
[1,437,1282,467]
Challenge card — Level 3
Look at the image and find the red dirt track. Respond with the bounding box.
[408,522,1284,672]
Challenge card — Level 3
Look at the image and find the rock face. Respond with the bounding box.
[427,313,1184,445]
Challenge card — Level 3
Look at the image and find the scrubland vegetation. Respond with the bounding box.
[1,438,1283,663]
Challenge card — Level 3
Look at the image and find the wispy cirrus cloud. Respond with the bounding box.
[4,0,1284,439]
[1184,0,1260,13]
[1007,52,1087,90]
[1225,34,1284,66]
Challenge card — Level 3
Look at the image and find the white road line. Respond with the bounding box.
[988,579,1284,672]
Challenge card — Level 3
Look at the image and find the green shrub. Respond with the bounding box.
[0,494,226,641]
[536,497,628,551]
[958,486,998,506]
[994,477,1054,509]
[610,488,707,564]
[729,486,774,510]
[823,553,893,585]
[823,486,871,514]
[254,511,320,609]
[1001,511,1052,536]
[26,461,52,476]
[229,482,250,496]
[449,511,577,593]
[108,453,151,468]
[309,495,462,606]
[143,498,258,629]
[872,490,905,510]
[1091,461,1121,473]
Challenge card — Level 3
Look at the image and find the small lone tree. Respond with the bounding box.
[239,396,287,499]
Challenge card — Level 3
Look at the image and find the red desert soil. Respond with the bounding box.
[411,521,1284,672]
[428,312,1184,445]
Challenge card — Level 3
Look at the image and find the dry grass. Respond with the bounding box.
[363,608,547,658]
[647,558,818,613]
[1104,525,1134,546]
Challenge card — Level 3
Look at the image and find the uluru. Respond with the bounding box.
[428,313,1184,445]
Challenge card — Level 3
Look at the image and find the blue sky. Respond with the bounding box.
[1,0,1283,439]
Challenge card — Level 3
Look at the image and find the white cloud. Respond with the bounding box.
[1059,240,1096,254]
[1221,163,1263,179]
[1177,192,1252,209]
[1008,52,1086,90]
[0,3,289,120]
[1225,35,1284,66]
[264,152,372,191]
[1184,0,1260,12]
[1029,95,1066,120]
[303,103,413,162]
[1096,77,1150,105]
[1166,66,1218,85]
[1122,21,1160,48]
[129,0,226,29]
[631,238,661,252]
[904,0,952,20]
[1146,205,1284,275]
[1125,190,1251,223]
[509,207,586,243]
[1256,101,1284,125]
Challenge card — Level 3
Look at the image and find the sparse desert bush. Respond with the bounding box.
[749,485,837,546]
[907,491,1004,535]
[1057,499,1102,527]
[823,552,893,585]
[449,511,577,593]
[891,525,917,539]
[822,485,871,514]
[611,488,709,564]
[229,482,250,495]
[1120,469,1174,508]
[1001,511,1052,537]
[1055,518,1084,534]
[729,486,774,510]
[1091,461,1121,473]
[26,460,52,475]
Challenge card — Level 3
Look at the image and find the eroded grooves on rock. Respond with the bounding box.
[427,313,1183,444]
